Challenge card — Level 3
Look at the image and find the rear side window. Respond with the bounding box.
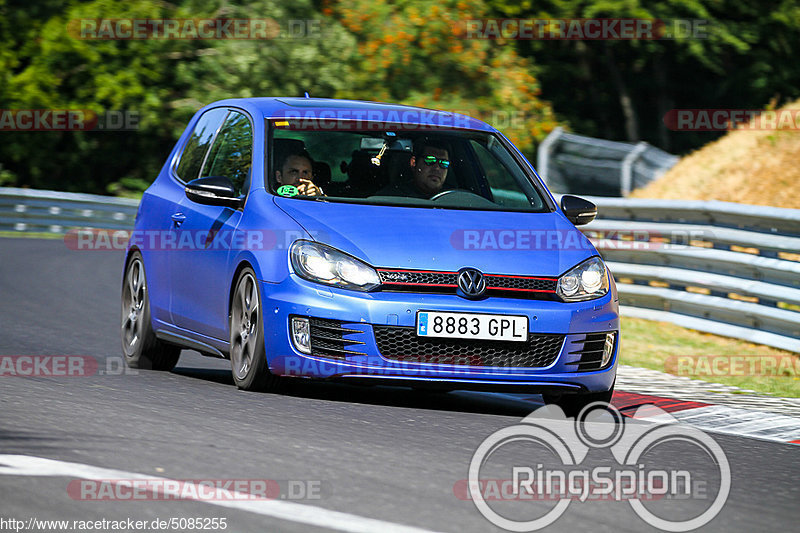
[201,111,253,197]
[175,108,228,183]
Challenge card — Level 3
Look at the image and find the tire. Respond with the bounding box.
[121,252,181,370]
[542,382,615,418]
[229,268,281,392]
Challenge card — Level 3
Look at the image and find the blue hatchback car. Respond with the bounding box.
[121,97,619,412]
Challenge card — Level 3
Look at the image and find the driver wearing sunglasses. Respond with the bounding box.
[376,140,451,199]
[411,144,450,198]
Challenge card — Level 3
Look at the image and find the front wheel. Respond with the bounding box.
[121,252,180,370]
[229,268,281,392]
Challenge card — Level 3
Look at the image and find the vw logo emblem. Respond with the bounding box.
[458,268,486,298]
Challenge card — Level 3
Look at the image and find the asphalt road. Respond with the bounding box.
[0,237,798,532]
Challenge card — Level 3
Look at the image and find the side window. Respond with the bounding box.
[274,130,359,184]
[202,111,253,197]
[470,140,534,209]
[175,108,228,183]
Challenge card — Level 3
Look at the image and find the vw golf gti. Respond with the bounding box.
[121,97,619,412]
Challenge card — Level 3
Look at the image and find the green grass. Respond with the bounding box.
[619,317,800,398]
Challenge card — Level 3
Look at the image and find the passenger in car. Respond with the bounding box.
[377,141,450,199]
[275,149,324,196]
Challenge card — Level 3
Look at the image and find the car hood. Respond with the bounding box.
[273,198,597,277]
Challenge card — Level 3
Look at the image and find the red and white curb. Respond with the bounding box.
[611,390,800,445]
[488,364,800,446]
[615,364,800,417]
[615,365,800,445]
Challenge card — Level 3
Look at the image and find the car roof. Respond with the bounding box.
[204,97,496,132]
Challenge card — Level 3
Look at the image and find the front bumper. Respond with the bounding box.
[260,274,619,394]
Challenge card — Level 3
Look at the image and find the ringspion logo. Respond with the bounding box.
[465,404,730,531]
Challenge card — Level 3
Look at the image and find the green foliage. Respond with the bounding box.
[106,176,150,198]
[0,0,797,194]
[173,0,358,120]
[485,0,800,152]
[0,0,358,194]
[327,0,558,154]
[0,166,17,187]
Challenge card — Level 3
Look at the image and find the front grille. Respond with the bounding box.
[378,270,458,287]
[376,268,557,300]
[372,325,564,367]
[308,318,366,359]
[564,332,615,371]
[484,274,557,293]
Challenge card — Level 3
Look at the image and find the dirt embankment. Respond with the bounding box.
[632,101,800,209]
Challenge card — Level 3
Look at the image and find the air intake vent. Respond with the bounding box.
[308,318,366,360]
[564,332,615,372]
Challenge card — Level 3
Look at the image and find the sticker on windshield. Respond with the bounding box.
[277,185,299,197]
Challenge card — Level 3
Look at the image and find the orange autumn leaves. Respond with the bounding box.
[324,0,559,154]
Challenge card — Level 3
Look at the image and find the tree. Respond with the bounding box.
[0,0,359,194]
[485,0,800,153]
[324,0,559,156]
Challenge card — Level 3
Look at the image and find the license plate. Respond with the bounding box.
[416,311,528,342]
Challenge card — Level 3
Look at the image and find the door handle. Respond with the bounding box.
[171,212,186,227]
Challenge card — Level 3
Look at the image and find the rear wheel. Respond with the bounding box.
[229,269,280,392]
[121,252,180,370]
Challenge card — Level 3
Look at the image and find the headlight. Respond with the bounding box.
[290,240,380,291]
[557,256,609,302]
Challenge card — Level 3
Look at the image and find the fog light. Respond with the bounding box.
[291,317,311,354]
[602,332,616,367]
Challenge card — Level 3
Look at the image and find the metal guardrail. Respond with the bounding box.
[0,187,138,234]
[0,187,798,353]
[537,127,680,197]
[583,196,800,353]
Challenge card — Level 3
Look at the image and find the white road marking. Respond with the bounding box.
[0,455,443,533]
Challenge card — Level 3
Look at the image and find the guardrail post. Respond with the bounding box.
[535,126,563,186]
[620,141,648,196]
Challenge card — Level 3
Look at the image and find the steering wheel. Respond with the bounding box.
[430,189,470,201]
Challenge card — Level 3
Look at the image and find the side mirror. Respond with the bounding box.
[185,176,242,209]
[560,195,597,226]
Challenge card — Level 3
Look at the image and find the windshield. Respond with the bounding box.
[269,122,550,212]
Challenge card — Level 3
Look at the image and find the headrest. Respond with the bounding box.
[273,138,306,168]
